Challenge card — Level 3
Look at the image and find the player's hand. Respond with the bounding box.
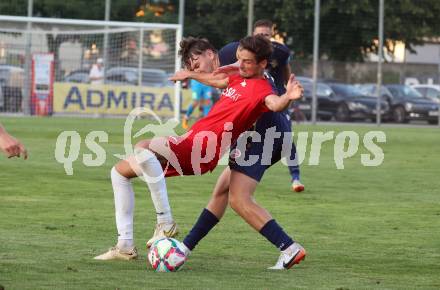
[169,70,192,82]
[0,132,28,159]
[286,74,304,101]
[213,62,239,76]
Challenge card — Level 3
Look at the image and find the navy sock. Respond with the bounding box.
[183,208,219,250]
[259,219,294,251]
[288,140,300,181]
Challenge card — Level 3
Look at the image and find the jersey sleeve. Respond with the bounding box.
[218,42,240,66]
[255,81,275,112]
[272,41,291,66]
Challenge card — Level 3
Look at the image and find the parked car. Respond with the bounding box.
[62,69,90,83]
[326,83,389,122]
[105,67,171,87]
[411,84,440,104]
[0,65,24,112]
[384,84,439,124]
[295,77,337,121]
[356,83,395,121]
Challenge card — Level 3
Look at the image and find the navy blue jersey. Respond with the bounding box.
[218,41,292,94]
[218,41,292,182]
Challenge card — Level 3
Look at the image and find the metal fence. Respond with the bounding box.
[1,0,439,125]
[0,15,182,120]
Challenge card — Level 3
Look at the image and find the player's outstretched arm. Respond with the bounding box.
[170,70,229,89]
[213,61,239,76]
[0,124,28,159]
[264,74,303,112]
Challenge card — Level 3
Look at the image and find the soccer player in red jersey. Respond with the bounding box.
[95,36,304,268]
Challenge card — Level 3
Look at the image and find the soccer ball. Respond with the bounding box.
[148,238,186,272]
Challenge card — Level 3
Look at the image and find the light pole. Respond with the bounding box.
[376,0,384,126]
[103,0,110,81]
[23,0,33,115]
[311,0,320,125]
[247,0,254,36]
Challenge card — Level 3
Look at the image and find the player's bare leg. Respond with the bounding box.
[206,167,231,219]
[180,167,231,256]
[228,170,306,270]
[228,170,271,230]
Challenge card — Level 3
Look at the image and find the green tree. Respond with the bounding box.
[275,0,440,61]
[1,0,439,62]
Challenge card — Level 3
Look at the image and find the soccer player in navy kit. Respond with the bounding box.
[219,19,304,192]
[174,36,306,270]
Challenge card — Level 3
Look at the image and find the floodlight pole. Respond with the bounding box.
[311,0,320,125]
[178,0,185,28]
[247,0,254,36]
[23,0,33,115]
[103,0,110,82]
[438,45,440,127]
[376,0,384,126]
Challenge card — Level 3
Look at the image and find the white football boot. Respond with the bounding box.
[146,221,179,248]
[268,243,306,270]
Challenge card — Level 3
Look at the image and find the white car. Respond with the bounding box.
[0,85,3,109]
[411,84,440,103]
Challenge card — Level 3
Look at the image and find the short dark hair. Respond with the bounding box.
[238,35,273,63]
[178,37,217,68]
[253,19,273,31]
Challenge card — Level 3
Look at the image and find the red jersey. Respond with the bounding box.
[165,74,274,177]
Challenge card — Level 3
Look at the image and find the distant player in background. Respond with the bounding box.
[219,19,304,193]
[89,58,104,85]
[182,79,212,130]
[0,123,27,159]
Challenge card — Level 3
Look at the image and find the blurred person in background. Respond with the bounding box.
[182,79,213,130]
[89,58,104,85]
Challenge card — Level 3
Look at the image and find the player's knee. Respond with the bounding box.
[134,139,150,150]
[228,193,248,214]
[212,187,228,199]
[114,160,130,177]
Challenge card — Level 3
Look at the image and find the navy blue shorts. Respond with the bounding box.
[229,111,292,182]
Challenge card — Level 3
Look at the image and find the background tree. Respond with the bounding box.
[275,0,440,61]
[1,0,439,62]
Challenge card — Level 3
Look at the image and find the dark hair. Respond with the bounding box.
[178,37,217,68]
[253,19,273,31]
[238,35,273,63]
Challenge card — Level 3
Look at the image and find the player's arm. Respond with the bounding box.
[170,70,229,89]
[264,74,303,112]
[213,61,239,76]
[0,124,28,159]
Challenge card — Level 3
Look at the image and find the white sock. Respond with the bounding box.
[116,239,134,250]
[135,149,173,224]
[111,167,135,243]
[181,242,191,257]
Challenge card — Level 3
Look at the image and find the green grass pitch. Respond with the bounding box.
[1,116,439,289]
